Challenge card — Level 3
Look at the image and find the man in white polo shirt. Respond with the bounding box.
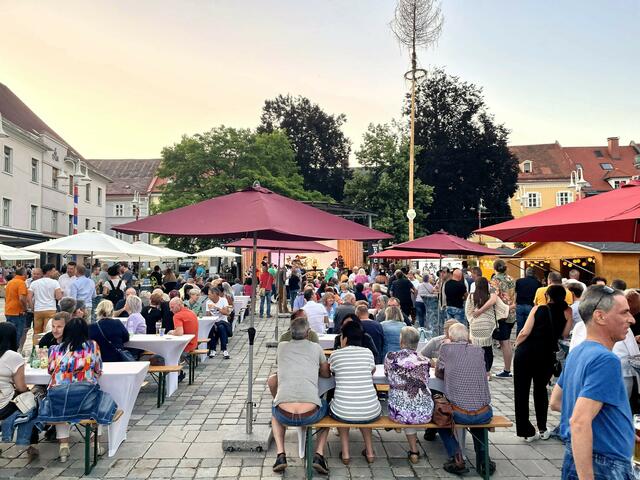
[57,261,77,297]
[28,263,62,342]
[302,289,328,334]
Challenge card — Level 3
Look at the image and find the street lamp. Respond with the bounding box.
[568,166,588,200]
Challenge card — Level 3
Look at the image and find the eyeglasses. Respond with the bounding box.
[592,285,615,313]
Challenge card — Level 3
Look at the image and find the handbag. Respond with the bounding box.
[544,306,563,376]
[491,298,510,340]
[12,391,37,414]
[96,320,136,362]
[431,393,454,428]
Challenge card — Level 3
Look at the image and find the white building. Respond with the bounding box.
[0,83,109,249]
[89,159,162,244]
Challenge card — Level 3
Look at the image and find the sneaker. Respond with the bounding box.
[272,452,287,472]
[223,351,230,360]
[312,453,329,474]
[208,351,216,358]
[59,444,70,463]
[539,430,551,440]
[493,370,512,379]
[524,432,540,443]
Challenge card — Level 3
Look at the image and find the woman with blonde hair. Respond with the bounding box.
[88,300,130,362]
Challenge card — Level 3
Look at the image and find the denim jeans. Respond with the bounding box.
[446,306,467,326]
[272,399,328,427]
[1,409,36,446]
[561,445,633,480]
[289,289,299,310]
[415,302,426,328]
[516,304,533,334]
[5,314,26,344]
[260,292,272,317]
[208,321,230,352]
[438,407,493,459]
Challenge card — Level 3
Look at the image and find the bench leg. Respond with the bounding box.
[156,374,162,408]
[84,424,90,475]
[305,427,313,480]
[482,428,490,480]
[93,424,99,468]
[161,373,167,404]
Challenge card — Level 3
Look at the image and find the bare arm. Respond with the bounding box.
[13,365,28,393]
[319,361,331,378]
[549,384,562,412]
[27,290,34,309]
[562,308,573,339]
[169,326,184,336]
[472,292,497,317]
[570,397,603,480]
[19,294,28,310]
[515,305,539,347]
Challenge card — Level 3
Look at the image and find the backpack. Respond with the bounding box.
[106,279,125,305]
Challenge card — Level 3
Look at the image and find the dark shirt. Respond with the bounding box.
[361,319,384,364]
[39,332,59,349]
[333,332,379,362]
[289,274,300,291]
[520,304,565,354]
[390,278,414,306]
[121,271,134,288]
[89,318,130,362]
[142,302,174,334]
[633,313,640,336]
[444,279,467,309]
[115,298,128,317]
[355,291,367,303]
[334,304,356,331]
[515,276,541,306]
[149,271,162,287]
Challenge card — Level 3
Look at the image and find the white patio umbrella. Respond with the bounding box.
[193,246,240,258]
[140,243,190,259]
[0,244,40,261]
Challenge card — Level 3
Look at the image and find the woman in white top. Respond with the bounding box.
[415,274,435,329]
[328,321,381,465]
[0,323,38,454]
[205,287,232,359]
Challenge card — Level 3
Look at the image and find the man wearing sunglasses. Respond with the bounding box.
[550,285,635,480]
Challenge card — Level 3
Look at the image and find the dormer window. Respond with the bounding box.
[594,150,604,158]
[522,160,533,173]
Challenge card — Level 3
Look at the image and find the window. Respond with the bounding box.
[85,218,90,230]
[612,179,627,189]
[96,221,102,231]
[52,168,60,189]
[522,161,532,173]
[31,159,39,183]
[68,214,74,235]
[97,187,102,206]
[30,205,38,230]
[85,183,91,202]
[525,192,541,208]
[3,146,12,174]
[114,204,124,216]
[51,210,58,233]
[2,198,10,226]
[115,232,123,240]
[556,191,573,206]
[594,150,604,158]
[600,163,613,170]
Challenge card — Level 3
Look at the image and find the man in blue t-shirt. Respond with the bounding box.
[550,285,635,480]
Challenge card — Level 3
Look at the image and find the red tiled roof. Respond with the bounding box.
[0,82,83,159]
[510,140,640,192]
[88,159,161,196]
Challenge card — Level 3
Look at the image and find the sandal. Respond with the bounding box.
[361,449,375,464]
[408,450,420,464]
[339,451,350,465]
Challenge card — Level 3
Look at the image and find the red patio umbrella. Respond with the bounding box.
[392,230,502,256]
[475,180,640,242]
[113,184,390,435]
[369,249,442,259]
[225,238,335,253]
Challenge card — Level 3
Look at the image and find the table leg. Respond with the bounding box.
[483,428,490,480]
[305,427,313,480]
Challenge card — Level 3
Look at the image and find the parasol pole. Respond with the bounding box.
[437,253,442,335]
[246,231,258,434]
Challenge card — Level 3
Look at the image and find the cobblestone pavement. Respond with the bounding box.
[0,300,563,479]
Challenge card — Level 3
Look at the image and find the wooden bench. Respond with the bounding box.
[303,415,512,480]
[50,409,123,475]
[148,365,183,407]
[186,349,209,383]
[323,349,333,357]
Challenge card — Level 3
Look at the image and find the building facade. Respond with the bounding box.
[0,83,109,248]
[89,159,162,244]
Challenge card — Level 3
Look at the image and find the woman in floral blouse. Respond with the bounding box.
[384,326,433,464]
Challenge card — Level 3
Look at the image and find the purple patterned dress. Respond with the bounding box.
[384,349,433,424]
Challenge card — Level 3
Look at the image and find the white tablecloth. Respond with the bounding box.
[124,334,193,396]
[25,361,149,457]
[318,364,443,393]
[196,317,217,360]
[319,334,426,353]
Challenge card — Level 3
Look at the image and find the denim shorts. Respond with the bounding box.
[561,445,633,480]
[272,399,328,427]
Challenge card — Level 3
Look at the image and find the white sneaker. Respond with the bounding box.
[524,433,540,443]
[539,430,551,440]
[59,444,70,463]
[208,351,216,358]
[223,351,230,360]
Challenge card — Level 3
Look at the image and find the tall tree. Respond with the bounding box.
[344,123,433,243]
[154,126,326,251]
[258,95,351,201]
[410,69,519,237]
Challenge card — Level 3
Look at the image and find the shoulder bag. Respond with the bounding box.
[96,320,136,362]
[431,393,454,428]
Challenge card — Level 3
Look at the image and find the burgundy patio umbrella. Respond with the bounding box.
[225,238,335,253]
[392,230,502,256]
[369,248,442,259]
[114,184,390,434]
[475,180,640,242]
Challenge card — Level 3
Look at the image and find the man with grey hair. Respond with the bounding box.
[270,315,331,474]
[114,287,137,317]
[565,268,587,293]
[515,267,541,334]
[435,323,495,475]
[550,286,635,479]
[58,297,77,315]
